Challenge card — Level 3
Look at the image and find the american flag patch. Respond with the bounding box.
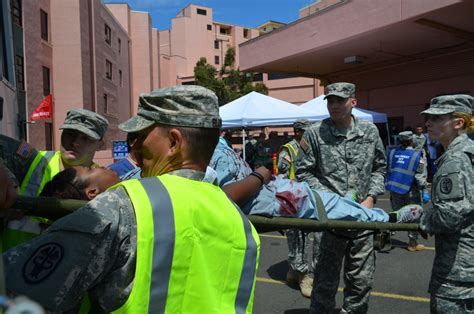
[16,141,32,159]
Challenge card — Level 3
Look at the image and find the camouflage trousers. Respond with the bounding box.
[390,187,422,241]
[310,230,375,314]
[286,229,321,274]
[430,295,474,314]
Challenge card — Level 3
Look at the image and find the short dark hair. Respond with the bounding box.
[40,168,89,200]
[160,125,220,164]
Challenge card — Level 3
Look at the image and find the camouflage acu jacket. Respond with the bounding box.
[295,116,386,202]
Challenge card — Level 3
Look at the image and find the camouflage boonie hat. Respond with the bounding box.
[324,82,356,100]
[398,131,413,142]
[60,108,109,140]
[421,94,473,115]
[293,119,311,130]
[119,85,222,133]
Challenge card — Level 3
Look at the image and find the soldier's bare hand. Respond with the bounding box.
[255,166,272,184]
[360,196,375,209]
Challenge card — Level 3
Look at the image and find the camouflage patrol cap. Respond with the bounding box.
[398,131,413,142]
[421,94,473,115]
[60,108,109,140]
[293,119,311,130]
[324,82,356,100]
[119,85,222,133]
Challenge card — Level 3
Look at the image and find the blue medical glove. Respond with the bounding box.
[422,192,430,204]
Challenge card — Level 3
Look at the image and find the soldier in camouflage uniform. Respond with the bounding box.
[2,85,260,313]
[412,125,427,151]
[278,119,317,298]
[295,82,387,314]
[387,130,429,251]
[419,94,474,314]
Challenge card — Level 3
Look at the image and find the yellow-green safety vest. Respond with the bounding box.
[112,174,260,314]
[278,141,299,180]
[2,151,61,251]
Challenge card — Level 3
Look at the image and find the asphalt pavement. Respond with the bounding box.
[253,193,434,314]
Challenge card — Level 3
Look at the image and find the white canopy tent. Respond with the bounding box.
[220,91,325,128]
[219,91,326,158]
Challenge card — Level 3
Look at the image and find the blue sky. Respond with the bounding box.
[104,0,316,30]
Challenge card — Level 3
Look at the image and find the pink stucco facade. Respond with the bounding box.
[106,4,159,115]
[21,0,132,165]
[240,0,474,130]
[159,4,321,103]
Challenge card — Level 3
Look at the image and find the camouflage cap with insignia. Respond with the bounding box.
[323,82,356,100]
[293,119,312,130]
[398,131,413,142]
[60,109,109,140]
[119,85,222,133]
[421,94,473,115]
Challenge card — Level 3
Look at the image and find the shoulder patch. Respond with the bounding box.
[16,141,33,159]
[439,177,452,194]
[22,243,64,284]
[300,137,309,153]
[283,155,291,163]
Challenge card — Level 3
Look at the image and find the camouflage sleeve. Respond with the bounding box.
[367,129,387,197]
[3,187,133,312]
[420,154,473,234]
[0,135,39,183]
[414,151,428,191]
[294,130,322,188]
[277,148,291,176]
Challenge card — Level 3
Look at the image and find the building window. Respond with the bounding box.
[105,23,111,45]
[207,24,212,31]
[42,66,50,96]
[105,59,113,80]
[119,69,122,86]
[197,8,207,16]
[252,73,263,82]
[220,27,230,35]
[15,55,24,90]
[214,40,219,49]
[118,38,121,54]
[11,0,22,26]
[103,94,108,114]
[214,56,220,65]
[268,72,298,80]
[243,28,249,38]
[40,9,48,41]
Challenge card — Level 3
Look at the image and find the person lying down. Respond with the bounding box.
[39,163,421,225]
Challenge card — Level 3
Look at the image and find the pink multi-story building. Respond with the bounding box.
[14,0,133,164]
[157,4,322,104]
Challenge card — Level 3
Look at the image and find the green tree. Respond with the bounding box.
[194,47,268,106]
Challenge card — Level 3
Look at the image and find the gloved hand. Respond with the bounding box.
[396,204,423,223]
[422,191,431,204]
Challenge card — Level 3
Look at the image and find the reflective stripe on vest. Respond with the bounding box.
[386,148,421,194]
[2,151,61,252]
[20,150,60,196]
[112,174,259,313]
[278,141,299,180]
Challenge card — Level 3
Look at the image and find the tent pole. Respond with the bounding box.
[242,128,246,160]
[386,123,391,146]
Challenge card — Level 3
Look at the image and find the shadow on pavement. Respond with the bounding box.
[267,259,289,282]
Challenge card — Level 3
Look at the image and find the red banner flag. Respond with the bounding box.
[31,94,53,121]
